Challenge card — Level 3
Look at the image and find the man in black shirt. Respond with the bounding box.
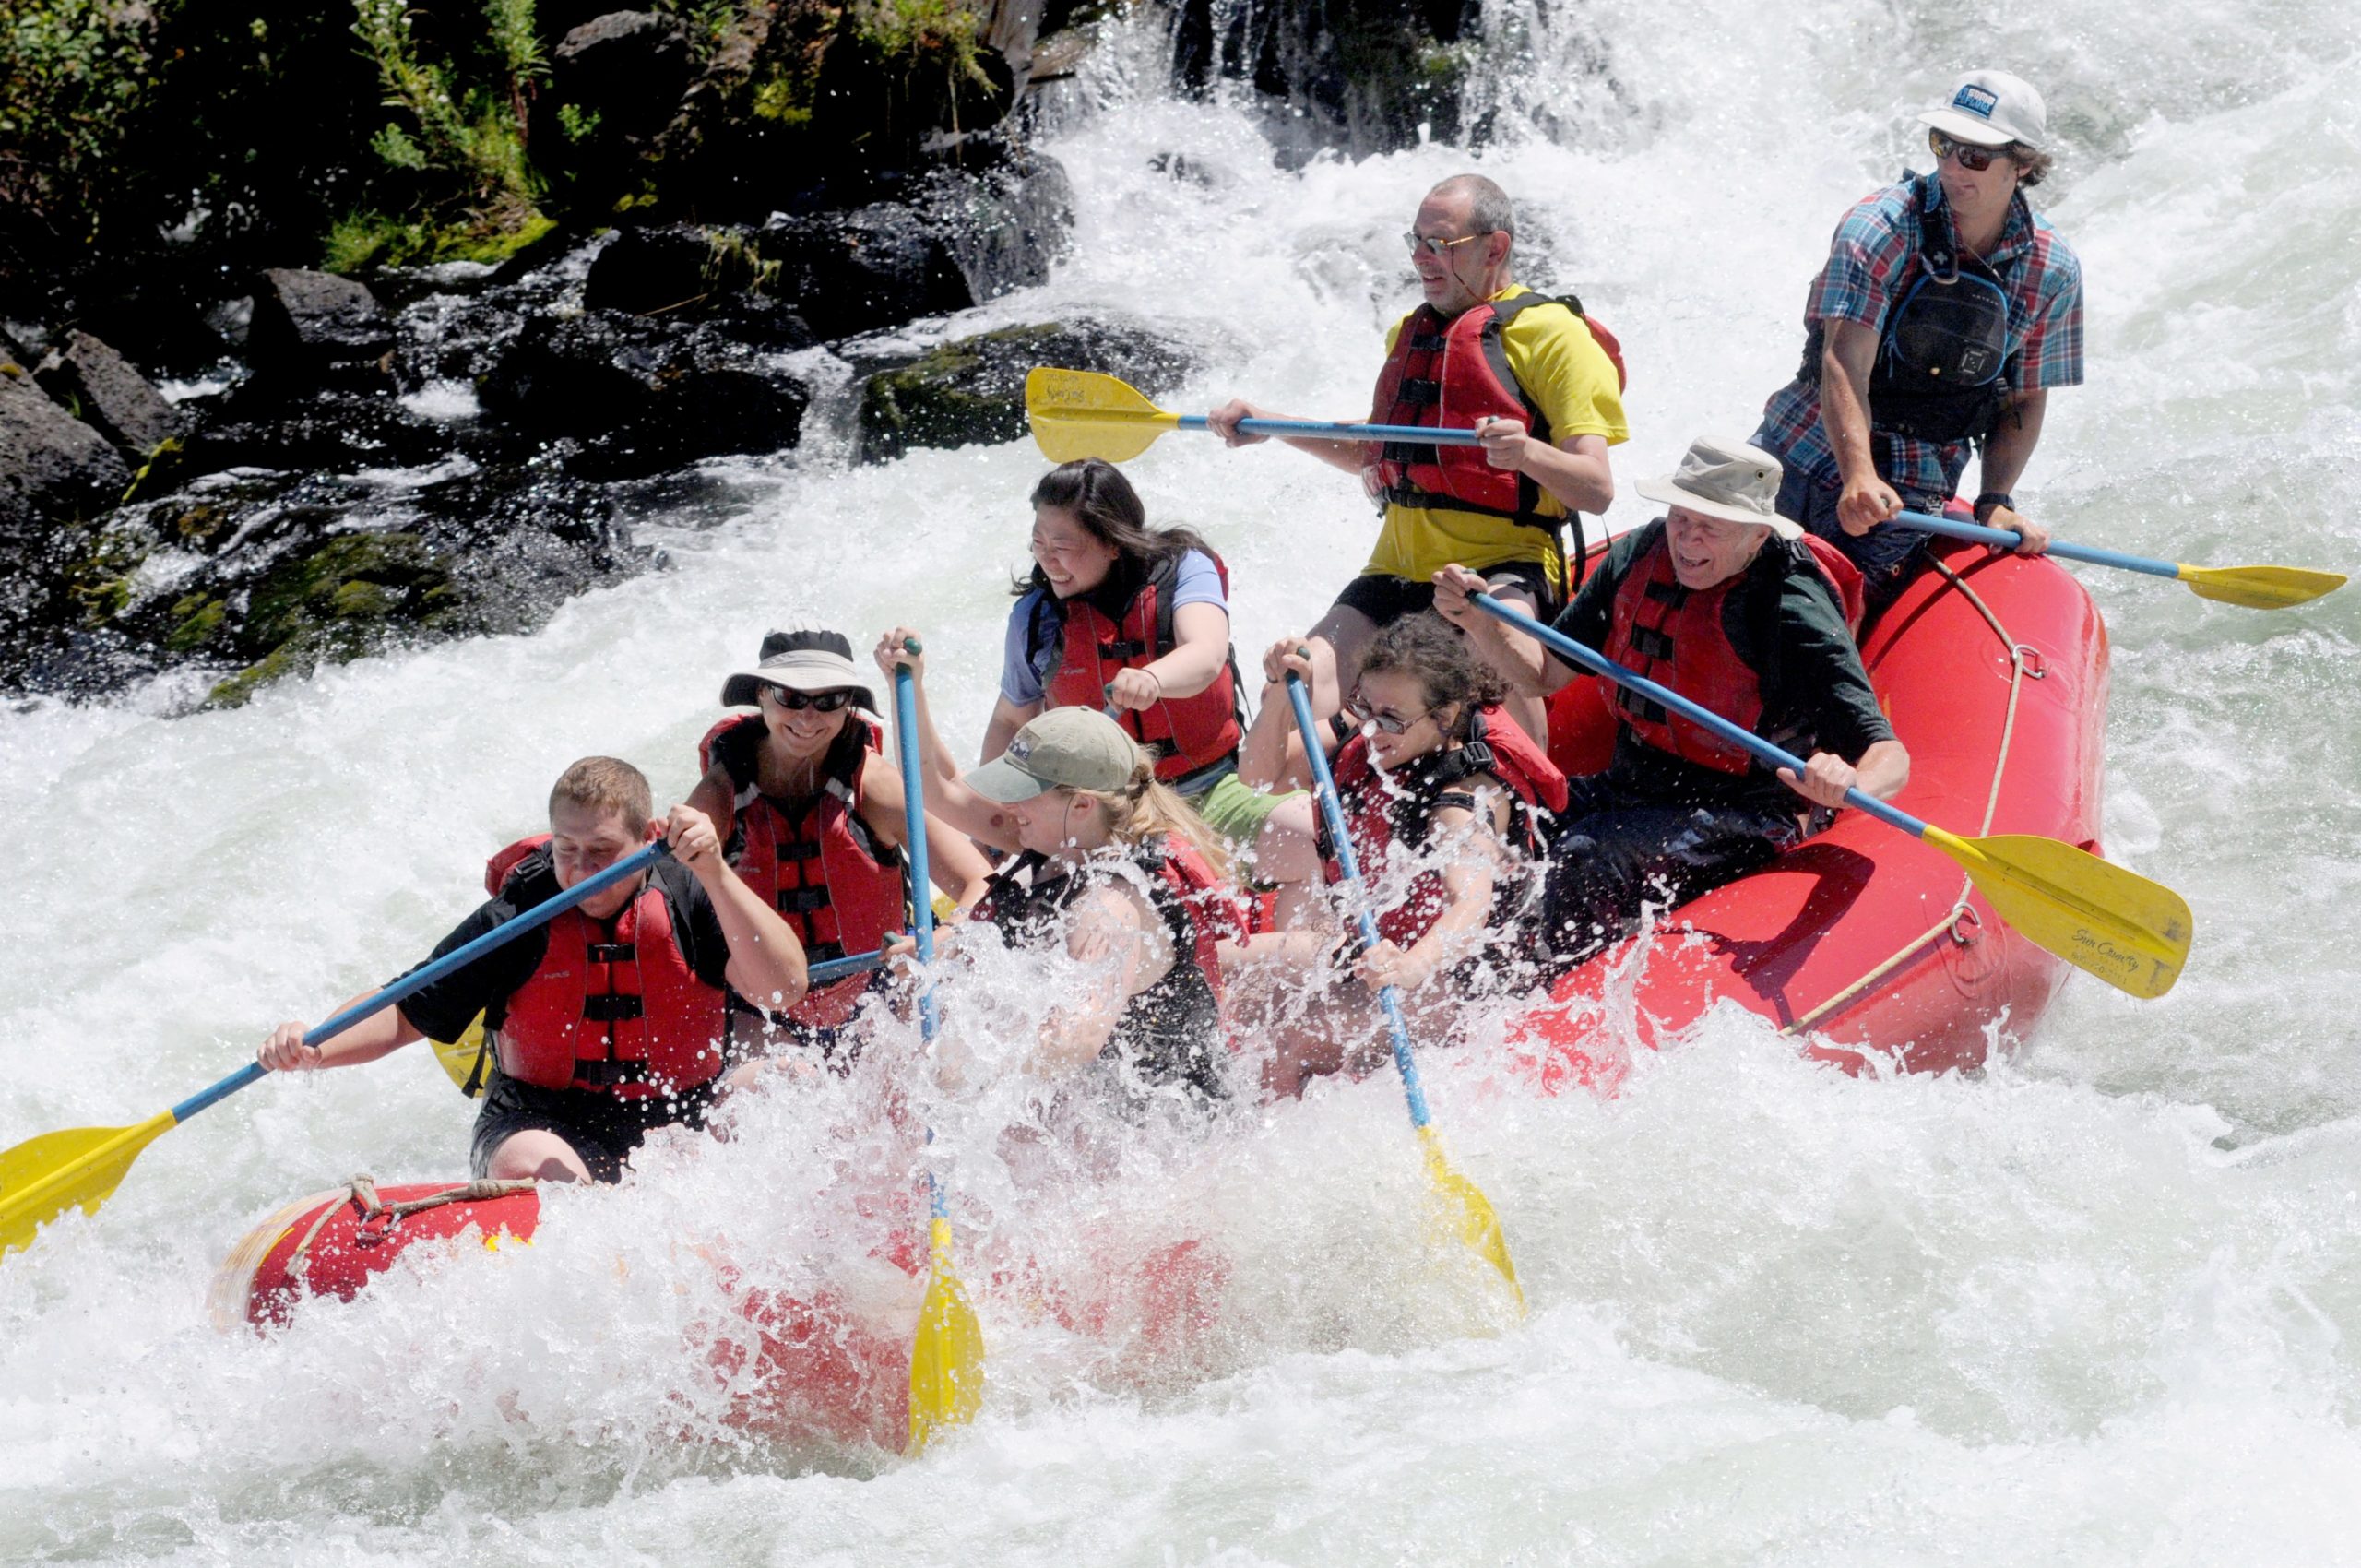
[259,757,807,1182]
[1435,435,1910,966]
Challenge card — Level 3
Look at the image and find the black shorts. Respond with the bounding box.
[469,1071,718,1183]
[1330,558,1558,628]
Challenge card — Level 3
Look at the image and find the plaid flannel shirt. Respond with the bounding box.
[1756,173,2084,500]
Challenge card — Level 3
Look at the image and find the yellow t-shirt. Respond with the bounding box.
[1362,283,1631,588]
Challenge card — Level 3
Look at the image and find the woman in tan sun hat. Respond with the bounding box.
[686,628,992,1062]
[1433,434,1911,968]
[877,627,1240,1102]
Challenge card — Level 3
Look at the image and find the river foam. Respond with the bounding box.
[5,0,2358,1560]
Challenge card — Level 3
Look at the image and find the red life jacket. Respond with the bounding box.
[697,713,906,1030]
[1324,705,1569,950]
[1033,552,1244,785]
[1602,527,1866,776]
[481,837,728,1099]
[1367,292,1628,573]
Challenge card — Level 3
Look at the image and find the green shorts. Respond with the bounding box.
[1190,769,1302,855]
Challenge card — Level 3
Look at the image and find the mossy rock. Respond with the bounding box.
[244,530,446,647]
[61,523,155,628]
[857,317,1197,464]
[162,593,227,652]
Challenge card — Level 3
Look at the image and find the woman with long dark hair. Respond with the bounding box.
[977,457,1317,894]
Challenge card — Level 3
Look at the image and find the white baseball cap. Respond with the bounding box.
[1919,69,2047,150]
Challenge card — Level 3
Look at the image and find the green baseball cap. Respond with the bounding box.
[962,707,1145,802]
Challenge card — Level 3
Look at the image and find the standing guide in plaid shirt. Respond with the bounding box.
[1751,69,2084,617]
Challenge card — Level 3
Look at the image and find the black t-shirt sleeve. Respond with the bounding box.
[658,861,737,992]
[1768,573,1894,761]
[1550,520,1658,657]
[391,897,547,1045]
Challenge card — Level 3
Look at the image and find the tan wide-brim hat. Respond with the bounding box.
[962,707,1144,803]
[718,629,879,711]
[1633,436,1803,539]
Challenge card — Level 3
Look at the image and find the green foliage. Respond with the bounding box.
[324,207,555,273]
[0,0,156,238]
[349,0,547,252]
[854,0,992,88]
[557,101,602,142]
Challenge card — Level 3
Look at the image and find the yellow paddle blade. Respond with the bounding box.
[1025,367,1180,465]
[0,1111,179,1258]
[432,1015,491,1098]
[2178,563,2347,610]
[1924,827,2193,1000]
[906,1216,985,1454]
[1417,1123,1525,1315]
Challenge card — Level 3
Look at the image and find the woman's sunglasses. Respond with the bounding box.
[1928,128,2015,172]
[764,684,856,712]
[1344,692,1432,735]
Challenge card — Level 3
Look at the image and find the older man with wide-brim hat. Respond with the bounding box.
[1432,435,1912,968]
[1749,67,2084,621]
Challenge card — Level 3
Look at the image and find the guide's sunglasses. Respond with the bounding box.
[764,684,856,712]
[1402,229,1493,258]
[1928,128,2014,172]
[1344,692,1431,735]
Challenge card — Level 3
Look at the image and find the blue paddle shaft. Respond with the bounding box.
[1470,594,1932,841]
[1176,413,1484,447]
[808,949,887,986]
[1283,675,1434,1133]
[892,659,949,1221]
[174,841,674,1125]
[1896,508,2183,581]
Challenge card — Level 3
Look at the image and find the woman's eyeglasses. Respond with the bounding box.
[764,684,855,712]
[1928,128,2012,172]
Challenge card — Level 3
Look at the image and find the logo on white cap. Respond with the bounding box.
[1008,736,1034,764]
[1953,83,1999,118]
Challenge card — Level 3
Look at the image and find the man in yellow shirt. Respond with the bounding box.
[1210,172,1629,742]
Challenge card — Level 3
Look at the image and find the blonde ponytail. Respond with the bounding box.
[1084,759,1234,881]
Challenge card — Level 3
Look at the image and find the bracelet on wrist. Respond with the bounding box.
[1973,491,2016,524]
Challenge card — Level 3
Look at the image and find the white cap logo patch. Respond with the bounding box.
[1952,83,1999,118]
[1008,737,1033,764]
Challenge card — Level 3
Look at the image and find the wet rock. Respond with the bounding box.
[246,268,397,388]
[160,382,452,489]
[584,224,765,316]
[553,12,697,139]
[0,372,131,549]
[4,459,646,707]
[34,331,182,460]
[758,153,1073,341]
[1169,0,1479,165]
[479,309,809,478]
[854,317,1199,463]
[918,154,1076,303]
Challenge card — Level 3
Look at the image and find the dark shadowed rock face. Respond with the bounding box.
[553,11,697,139]
[855,317,1200,463]
[35,331,184,459]
[246,269,397,387]
[0,372,131,549]
[479,309,810,479]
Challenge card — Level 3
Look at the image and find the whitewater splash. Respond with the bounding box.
[6,0,2360,1560]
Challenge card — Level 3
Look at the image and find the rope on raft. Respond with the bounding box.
[1781,550,2031,1039]
[286,1173,540,1279]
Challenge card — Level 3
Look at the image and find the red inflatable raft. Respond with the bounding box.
[1509,532,2107,1086]
[209,1175,1227,1445]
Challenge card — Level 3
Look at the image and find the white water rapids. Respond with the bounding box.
[6,0,2361,1561]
